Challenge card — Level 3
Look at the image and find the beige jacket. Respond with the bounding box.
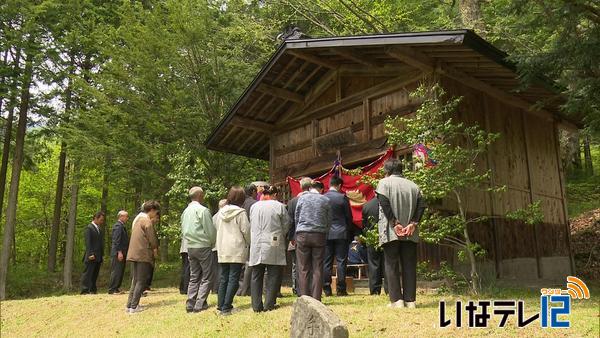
[215,205,250,263]
[127,213,159,264]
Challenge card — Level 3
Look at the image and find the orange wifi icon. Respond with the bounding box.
[565,276,590,300]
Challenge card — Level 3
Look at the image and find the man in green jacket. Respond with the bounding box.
[182,186,217,313]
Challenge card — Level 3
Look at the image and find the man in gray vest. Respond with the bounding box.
[376,159,426,308]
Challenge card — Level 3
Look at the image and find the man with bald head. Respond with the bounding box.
[109,210,129,294]
[181,186,217,313]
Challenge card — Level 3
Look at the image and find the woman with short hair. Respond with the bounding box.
[214,186,250,316]
[249,186,290,312]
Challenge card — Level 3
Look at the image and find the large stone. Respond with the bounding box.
[290,296,349,338]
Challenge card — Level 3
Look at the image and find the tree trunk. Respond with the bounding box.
[463,226,481,294]
[583,134,593,175]
[455,191,480,295]
[160,196,169,263]
[0,103,15,220]
[458,0,485,35]
[133,186,141,214]
[0,48,21,220]
[569,132,582,171]
[101,154,110,256]
[0,49,8,110]
[63,164,80,291]
[0,51,34,300]
[11,234,16,266]
[48,142,67,272]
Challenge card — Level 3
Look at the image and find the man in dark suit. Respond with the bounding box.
[81,211,105,294]
[108,210,129,294]
[362,198,388,295]
[323,176,353,296]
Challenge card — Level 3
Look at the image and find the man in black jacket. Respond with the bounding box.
[81,211,105,294]
[108,210,129,294]
[362,198,388,295]
[323,176,353,296]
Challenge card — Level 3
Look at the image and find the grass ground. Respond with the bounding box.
[1,284,598,337]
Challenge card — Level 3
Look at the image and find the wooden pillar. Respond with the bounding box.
[269,136,275,185]
[553,121,576,275]
[312,119,319,157]
[483,102,502,279]
[363,98,371,142]
[335,72,342,102]
[520,110,542,279]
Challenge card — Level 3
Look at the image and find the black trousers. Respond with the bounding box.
[290,249,298,295]
[383,240,417,303]
[323,239,349,294]
[127,261,153,309]
[179,253,191,294]
[211,251,220,293]
[367,245,388,295]
[250,264,282,312]
[81,261,101,294]
[108,256,126,292]
[145,264,154,290]
[237,263,252,296]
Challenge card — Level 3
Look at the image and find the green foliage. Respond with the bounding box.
[416,261,468,293]
[506,200,544,225]
[358,166,385,188]
[358,228,380,251]
[483,0,600,132]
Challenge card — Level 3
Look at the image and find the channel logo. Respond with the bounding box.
[439,276,591,329]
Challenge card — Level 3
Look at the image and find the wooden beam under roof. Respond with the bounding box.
[241,56,300,117]
[277,69,338,124]
[386,46,435,72]
[277,70,425,130]
[237,61,314,152]
[338,64,412,76]
[230,116,274,133]
[257,83,305,103]
[330,47,380,67]
[287,50,338,69]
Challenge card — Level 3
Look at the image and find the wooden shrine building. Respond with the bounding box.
[206,30,580,280]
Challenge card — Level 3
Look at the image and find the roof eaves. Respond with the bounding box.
[205,41,288,149]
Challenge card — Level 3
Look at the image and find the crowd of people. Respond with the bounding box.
[80,158,426,315]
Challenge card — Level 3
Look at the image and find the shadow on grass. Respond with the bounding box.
[149,298,181,308]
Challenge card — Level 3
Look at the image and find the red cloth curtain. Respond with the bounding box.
[286,149,393,228]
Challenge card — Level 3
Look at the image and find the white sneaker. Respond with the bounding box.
[128,305,146,314]
[405,301,416,309]
[387,300,405,308]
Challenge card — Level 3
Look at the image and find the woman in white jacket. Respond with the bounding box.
[249,185,290,312]
[214,187,250,316]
